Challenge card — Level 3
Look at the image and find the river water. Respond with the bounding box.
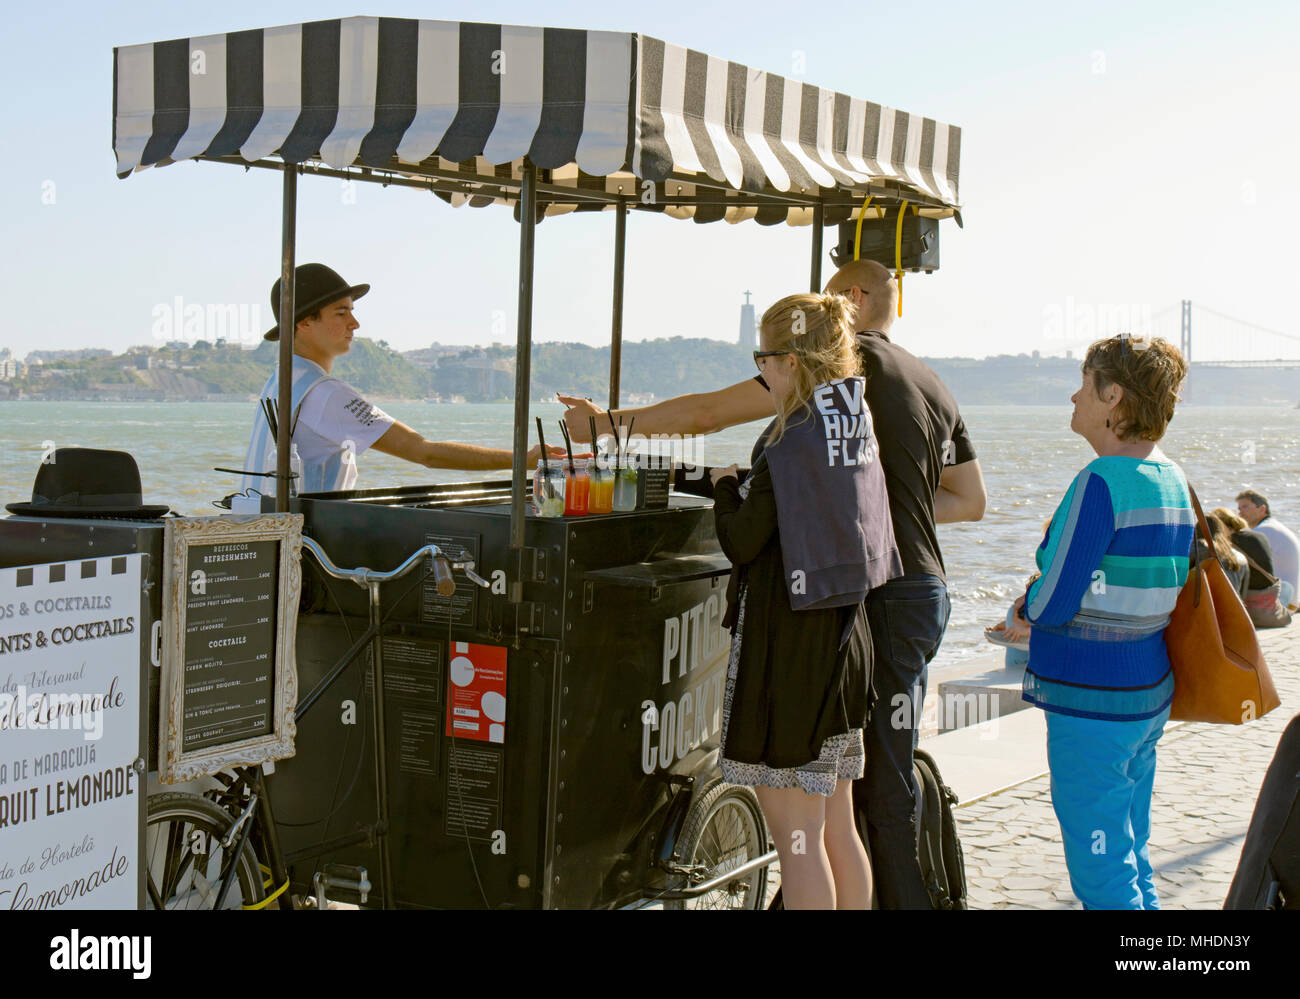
[3,400,1297,675]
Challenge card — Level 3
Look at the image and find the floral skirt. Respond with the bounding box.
[719,584,865,798]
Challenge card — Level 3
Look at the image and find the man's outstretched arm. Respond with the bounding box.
[935,459,986,524]
[559,378,775,443]
[372,421,563,470]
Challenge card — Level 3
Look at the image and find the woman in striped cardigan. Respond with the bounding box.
[1011,335,1191,910]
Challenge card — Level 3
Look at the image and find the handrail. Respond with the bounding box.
[300,536,461,596]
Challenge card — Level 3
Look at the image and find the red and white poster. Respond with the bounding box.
[445,642,506,743]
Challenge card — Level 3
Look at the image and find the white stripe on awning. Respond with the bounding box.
[483,25,545,164]
[396,20,459,164]
[575,31,632,177]
[114,43,153,175]
[741,69,790,192]
[320,16,379,168]
[657,43,705,176]
[779,77,833,189]
[702,54,743,190]
[170,34,227,161]
[240,23,303,162]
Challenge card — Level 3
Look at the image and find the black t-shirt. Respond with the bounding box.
[1231,528,1275,590]
[756,330,976,579]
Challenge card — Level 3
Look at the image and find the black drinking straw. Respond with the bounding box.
[557,419,576,472]
[625,417,636,467]
[534,417,556,498]
[609,413,621,468]
[588,416,600,465]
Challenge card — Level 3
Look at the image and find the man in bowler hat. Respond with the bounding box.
[241,263,561,497]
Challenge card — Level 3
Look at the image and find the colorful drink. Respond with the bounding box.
[588,461,614,514]
[563,465,589,516]
[533,466,565,517]
[613,466,639,511]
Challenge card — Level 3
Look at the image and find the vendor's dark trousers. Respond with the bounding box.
[855,574,951,909]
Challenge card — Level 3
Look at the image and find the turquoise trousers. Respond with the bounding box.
[1044,705,1170,910]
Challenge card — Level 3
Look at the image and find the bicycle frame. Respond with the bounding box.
[189,541,464,910]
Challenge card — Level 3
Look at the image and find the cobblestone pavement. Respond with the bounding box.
[955,624,1299,909]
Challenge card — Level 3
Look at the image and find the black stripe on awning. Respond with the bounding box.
[635,36,671,180]
[207,29,264,158]
[530,27,586,169]
[439,22,501,163]
[140,37,189,167]
[762,72,812,192]
[280,19,341,163]
[358,17,419,167]
[724,61,765,194]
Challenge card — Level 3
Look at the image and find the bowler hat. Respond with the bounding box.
[6,448,171,519]
[264,263,370,341]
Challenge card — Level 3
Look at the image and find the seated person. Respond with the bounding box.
[1236,490,1299,610]
[1211,507,1275,591]
[1193,515,1249,598]
[1214,506,1292,627]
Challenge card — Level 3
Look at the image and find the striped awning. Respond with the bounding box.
[113,17,961,226]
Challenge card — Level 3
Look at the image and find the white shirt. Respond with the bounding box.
[1254,516,1300,594]
[241,357,395,497]
[293,376,395,493]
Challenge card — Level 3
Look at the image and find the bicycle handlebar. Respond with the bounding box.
[301,537,456,596]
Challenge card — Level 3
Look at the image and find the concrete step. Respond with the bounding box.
[921,652,1028,739]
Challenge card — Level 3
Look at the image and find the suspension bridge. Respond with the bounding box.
[1150,301,1300,367]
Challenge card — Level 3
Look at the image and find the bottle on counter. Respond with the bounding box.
[288,444,303,497]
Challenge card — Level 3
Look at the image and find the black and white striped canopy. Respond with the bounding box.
[114,17,961,226]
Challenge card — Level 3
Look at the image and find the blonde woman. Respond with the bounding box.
[708,293,902,909]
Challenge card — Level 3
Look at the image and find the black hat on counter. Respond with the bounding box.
[5,448,171,519]
[264,263,370,341]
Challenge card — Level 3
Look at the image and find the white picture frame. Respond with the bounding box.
[159,513,302,784]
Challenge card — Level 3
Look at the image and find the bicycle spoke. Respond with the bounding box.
[146,870,166,910]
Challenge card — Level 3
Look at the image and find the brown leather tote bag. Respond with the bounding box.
[1166,487,1281,724]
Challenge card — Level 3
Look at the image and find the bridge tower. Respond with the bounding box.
[1180,299,1192,363]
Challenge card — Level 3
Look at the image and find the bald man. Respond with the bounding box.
[561,258,985,908]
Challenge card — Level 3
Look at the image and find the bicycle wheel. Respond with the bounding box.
[665,779,769,910]
[145,792,266,910]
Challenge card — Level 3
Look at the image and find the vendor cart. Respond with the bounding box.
[102,15,963,908]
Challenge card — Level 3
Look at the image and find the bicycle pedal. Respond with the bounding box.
[314,863,371,907]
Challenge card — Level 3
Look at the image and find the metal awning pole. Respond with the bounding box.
[809,203,824,293]
[508,161,538,604]
[608,201,627,411]
[276,164,297,515]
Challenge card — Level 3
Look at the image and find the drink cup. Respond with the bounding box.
[533,466,566,517]
[588,458,614,514]
[613,466,639,512]
[564,464,589,516]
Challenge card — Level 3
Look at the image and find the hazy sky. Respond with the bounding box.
[2,0,1296,362]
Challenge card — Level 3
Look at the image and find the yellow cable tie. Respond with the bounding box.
[894,200,910,317]
[242,876,290,910]
[853,193,873,260]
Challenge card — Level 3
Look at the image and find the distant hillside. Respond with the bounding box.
[928,355,1300,407]
[3,339,1296,407]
